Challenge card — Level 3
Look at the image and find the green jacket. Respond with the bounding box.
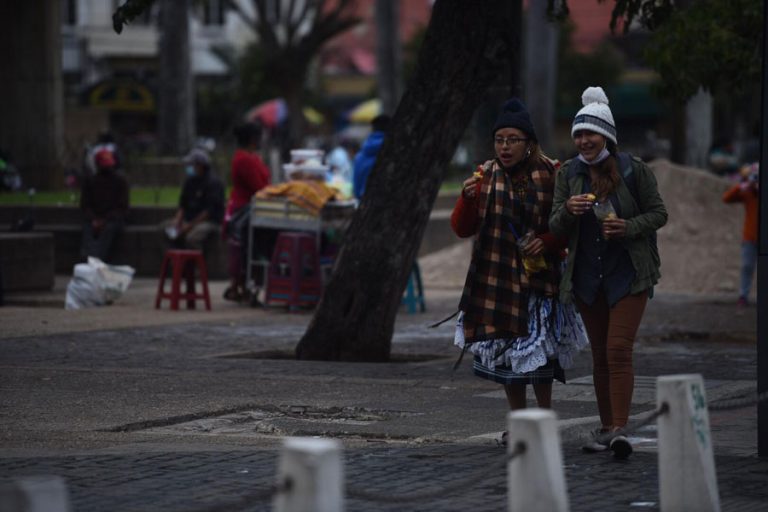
[549,155,668,304]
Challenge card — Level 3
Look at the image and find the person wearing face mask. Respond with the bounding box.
[163,148,225,252]
[549,86,667,459]
[451,98,588,446]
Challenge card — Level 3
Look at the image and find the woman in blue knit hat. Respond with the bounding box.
[451,98,588,444]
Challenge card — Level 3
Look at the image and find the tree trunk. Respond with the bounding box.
[266,51,310,158]
[375,0,403,116]
[524,0,558,151]
[296,0,518,361]
[158,0,195,155]
[0,0,63,189]
[469,0,520,166]
[282,83,307,157]
[684,88,712,168]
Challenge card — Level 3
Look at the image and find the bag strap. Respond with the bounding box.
[617,152,639,204]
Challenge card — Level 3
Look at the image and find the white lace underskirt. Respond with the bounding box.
[454,295,589,374]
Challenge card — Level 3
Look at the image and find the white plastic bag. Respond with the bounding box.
[65,257,135,309]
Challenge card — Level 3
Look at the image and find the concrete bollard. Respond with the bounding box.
[657,374,721,512]
[507,408,570,512]
[273,437,344,512]
[0,475,70,512]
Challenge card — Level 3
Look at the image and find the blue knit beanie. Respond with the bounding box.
[492,98,537,141]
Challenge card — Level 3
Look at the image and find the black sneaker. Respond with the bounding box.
[582,429,609,453]
[609,434,633,459]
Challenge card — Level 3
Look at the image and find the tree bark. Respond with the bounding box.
[296,0,518,361]
[524,0,558,151]
[0,0,63,189]
[375,0,403,116]
[158,0,195,155]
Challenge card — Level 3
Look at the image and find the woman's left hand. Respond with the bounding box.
[522,237,544,256]
[602,218,627,239]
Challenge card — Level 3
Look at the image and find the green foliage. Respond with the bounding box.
[551,0,763,101]
[547,0,675,32]
[643,0,762,100]
[599,0,676,33]
[556,20,625,113]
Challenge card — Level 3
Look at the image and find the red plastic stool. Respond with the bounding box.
[155,249,211,310]
[265,231,322,310]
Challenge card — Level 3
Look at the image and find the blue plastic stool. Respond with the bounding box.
[402,262,426,314]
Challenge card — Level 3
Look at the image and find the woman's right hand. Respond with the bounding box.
[566,194,595,215]
[462,174,481,199]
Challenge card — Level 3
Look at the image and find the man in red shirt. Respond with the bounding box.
[722,162,759,306]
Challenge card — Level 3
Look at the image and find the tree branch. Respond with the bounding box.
[301,0,361,54]
[112,0,157,34]
[223,0,256,29]
[253,0,280,51]
[284,0,299,46]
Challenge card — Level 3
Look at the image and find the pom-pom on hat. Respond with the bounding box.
[571,86,617,144]
[492,98,537,141]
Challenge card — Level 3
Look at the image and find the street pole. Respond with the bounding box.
[757,0,768,458]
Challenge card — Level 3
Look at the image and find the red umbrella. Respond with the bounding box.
[245,98,288,128]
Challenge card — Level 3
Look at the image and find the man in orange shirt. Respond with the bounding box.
[722,162,759,306]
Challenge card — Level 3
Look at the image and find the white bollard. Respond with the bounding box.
[273,437,344,512]
[0,476,70,512]
[507,408,570,512]
[657,374,720,512]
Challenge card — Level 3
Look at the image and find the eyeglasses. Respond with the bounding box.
[494,136,528,146]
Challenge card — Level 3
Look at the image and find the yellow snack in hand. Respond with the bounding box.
[585,193,596,202]
[523,255,548,274]
[606,212,618,220]
[473,170,483,179]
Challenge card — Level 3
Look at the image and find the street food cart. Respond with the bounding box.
[245,149,356,302]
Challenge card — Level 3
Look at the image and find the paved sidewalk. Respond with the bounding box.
[0,273,765,511]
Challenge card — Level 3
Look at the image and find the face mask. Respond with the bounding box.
[185,165,195,176]
[577,146,610,166]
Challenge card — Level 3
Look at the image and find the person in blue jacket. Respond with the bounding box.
[352,114,391,199]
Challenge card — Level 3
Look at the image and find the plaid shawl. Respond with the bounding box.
[459,157,560,344]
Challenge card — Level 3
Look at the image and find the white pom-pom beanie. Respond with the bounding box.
[571,86,617,144]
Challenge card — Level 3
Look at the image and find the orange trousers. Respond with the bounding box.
[576,291,648,429]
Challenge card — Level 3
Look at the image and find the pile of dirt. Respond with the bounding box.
[420,159,749,298]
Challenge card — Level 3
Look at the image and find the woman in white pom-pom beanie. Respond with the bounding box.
[549,86,668,459]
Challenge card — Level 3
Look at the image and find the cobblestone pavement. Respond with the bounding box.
[2,446,768,511]
[0,282,765,511]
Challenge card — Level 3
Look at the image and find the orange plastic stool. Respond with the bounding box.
[265,231,322,310]
[155,249,211,310]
